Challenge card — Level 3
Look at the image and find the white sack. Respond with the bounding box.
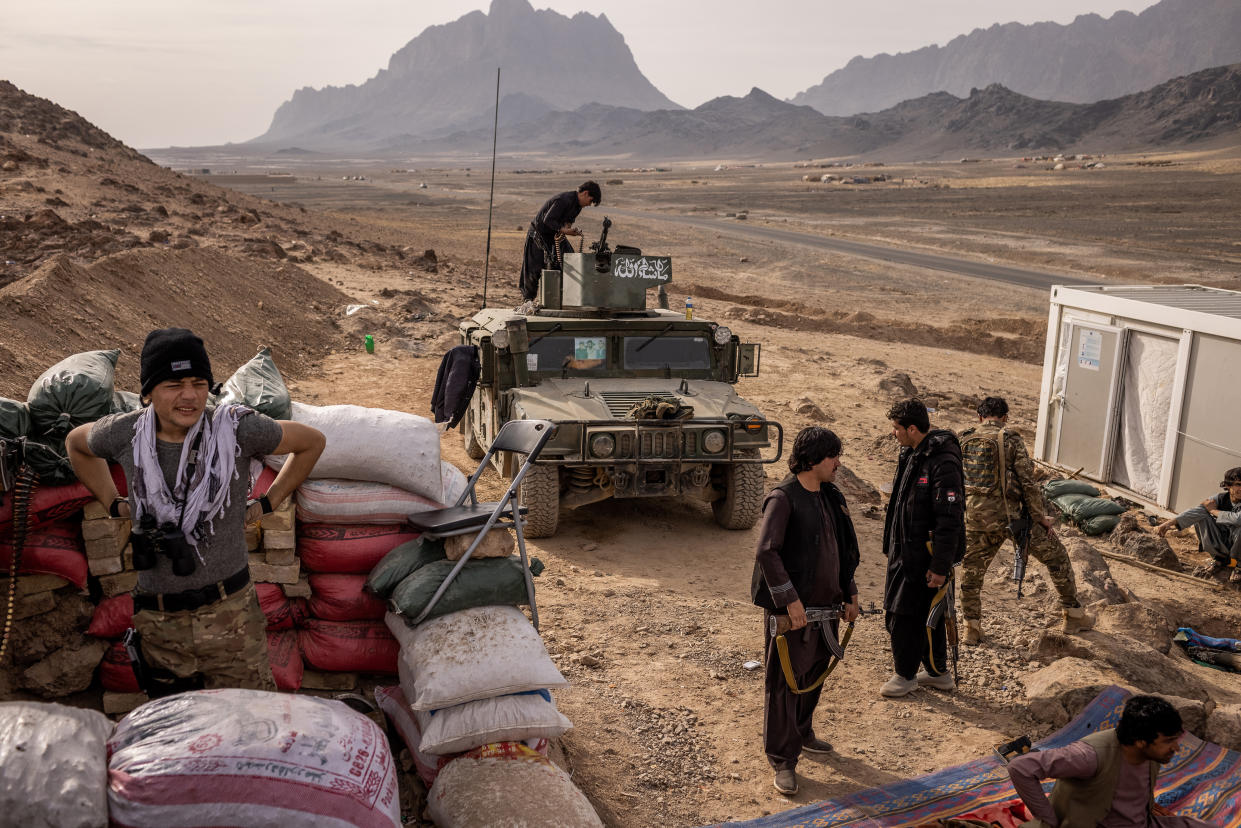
[415,691,571,755]
[107,689,400,828]
[385,607,567,711]
[0,701,113,828]
[296,478,443,524]
[428,754,603,828]
[266,401,442,501]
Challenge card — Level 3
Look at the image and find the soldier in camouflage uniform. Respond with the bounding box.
[959,397,1093,645]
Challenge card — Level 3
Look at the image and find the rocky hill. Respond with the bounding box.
[426,63,1241,160]
[252,0,678,152]
[792,0,1241,116]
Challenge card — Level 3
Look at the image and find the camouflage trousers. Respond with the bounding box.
[133,582,276,692]
[961,523,1080,620]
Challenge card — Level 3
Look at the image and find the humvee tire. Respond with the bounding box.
[519,463,561,538]
[712,449,764,530]
[462,407,485,460]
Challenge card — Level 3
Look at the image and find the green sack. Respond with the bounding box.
[111,390,142,413]
[218,347,292,420]
[1081,514,1121,535]
[367,537,446,599]
[1069,496,1126,520]
[390,555,544,622]
[23,438,76,486]
[1051,493,1092,515]
[1044,479,1100,499]
[26,349,120,439]
[0,398,30,439]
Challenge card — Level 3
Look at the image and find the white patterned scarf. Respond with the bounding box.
[131,403,249,557]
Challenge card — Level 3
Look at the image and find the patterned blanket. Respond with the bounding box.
[708,686,1241,828]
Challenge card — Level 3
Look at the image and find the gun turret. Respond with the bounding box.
[538,220,671,312]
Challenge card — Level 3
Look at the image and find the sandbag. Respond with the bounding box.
[295,478,442,525]
[374,684,456,788]
[441,460,468,506]
[445,528,514,561]
[297,523,420,573]
[267,628,304,691]
[0,464,126,529]
[299,618,399,674]
[218,347,292,420]
[256,582,306,630]
[107,689,400,828]
[1068,496,1126,520]
[389,555,543,622]
[0,397,31,437]
[99,640,141,693]
[267,402,443,500]
[0,519,87,587]
[0,701,113,828]
[427,748,603,828]
[1081,514,1122,535]
[1050,493,1091,515]
[367,537,446,599]
[26,349,119,440]
[416,690,571,755]
[110,390,141,414]
[23,437,79,487]
[250,464,277,497]
[308,573,388,621]
[386,607,567,711]
[88,594,134,639]
[1043,478,1100,498]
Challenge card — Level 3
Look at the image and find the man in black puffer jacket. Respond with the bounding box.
[880,398,965,698]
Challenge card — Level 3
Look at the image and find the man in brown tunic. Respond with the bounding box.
[752,427,861,796]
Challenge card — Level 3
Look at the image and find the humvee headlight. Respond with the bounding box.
[702,430,726,453]
[744,415,764,433]
[590,433,615,458]
[713,326,732,345]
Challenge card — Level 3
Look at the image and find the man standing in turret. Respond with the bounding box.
[959,397,1094,645]
[519,181,601,303]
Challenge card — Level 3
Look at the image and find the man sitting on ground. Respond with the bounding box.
[1008,694,1215,828]
[1157,467,1241,583]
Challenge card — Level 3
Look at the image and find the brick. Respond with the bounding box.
[245,525,261,552]
[265,546,296,566]
[282,576,312,599]
[81,517,130,541]
[262,528,296,550]
[88,555,125,576]
[85,534,125,559]
[301,669,358,691]
[103,691,148,716]
[13,589,56,620]
[0,575,71,596]
[99,570,138,597]
[259,500,295,532]
[82,501,110,520]
[248,560,300,585]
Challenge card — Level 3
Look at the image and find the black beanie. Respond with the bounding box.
[140,328,214,397]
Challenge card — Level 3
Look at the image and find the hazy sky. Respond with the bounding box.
[3,0,1152,149]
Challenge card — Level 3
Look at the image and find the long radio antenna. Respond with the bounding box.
[482,67,500,309]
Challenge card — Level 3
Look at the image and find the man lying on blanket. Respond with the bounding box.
[1008,695,1217,828]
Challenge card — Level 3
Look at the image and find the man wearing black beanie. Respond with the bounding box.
[66,327,325,695]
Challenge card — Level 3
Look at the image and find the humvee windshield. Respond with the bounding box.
[527,335,607,374]
[623,336,711,370]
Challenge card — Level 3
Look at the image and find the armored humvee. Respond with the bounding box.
[458,221,782,537]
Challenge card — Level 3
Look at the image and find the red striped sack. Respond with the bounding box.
[89,594,135,639]
[297,524,418,574]
[0,519,87,587]
[100,640,142,693]
[267,629,303,691]
[307,574,387,621]
[0,464,127,529]
[299,618,399,674]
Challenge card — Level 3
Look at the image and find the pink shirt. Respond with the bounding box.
[1009,740,1152,827]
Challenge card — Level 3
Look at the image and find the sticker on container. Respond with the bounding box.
[1077,329,1102,371]
[527,353,538,371]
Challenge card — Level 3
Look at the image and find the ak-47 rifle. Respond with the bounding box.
[1008,506,1032,598]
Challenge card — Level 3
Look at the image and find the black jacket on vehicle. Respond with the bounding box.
[882,429,966,616]
[752,476,860,614]
[430,345,480,428]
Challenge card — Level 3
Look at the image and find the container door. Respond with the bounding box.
[1053,322,1122,478]
[1109,331,1179,500]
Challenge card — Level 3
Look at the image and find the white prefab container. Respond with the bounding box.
[1035,284,1241,514]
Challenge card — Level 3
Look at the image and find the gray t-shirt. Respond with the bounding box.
[88,407,283,595]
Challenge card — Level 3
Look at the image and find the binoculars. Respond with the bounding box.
[131,515,197,576]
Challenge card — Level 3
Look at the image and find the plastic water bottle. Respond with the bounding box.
[685,297,693,320]
[364,334,375,354]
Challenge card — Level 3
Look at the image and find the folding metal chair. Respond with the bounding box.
[405,419,556,629]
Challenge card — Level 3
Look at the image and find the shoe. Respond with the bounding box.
[963,619,983,646]
[1061,606,1096,635]
[801,737,833,755]
[916,668,955,691]
[880,674,918,698]
[773,769,798,795]
[1229,567,1241,584]
[1192,561,1226,580]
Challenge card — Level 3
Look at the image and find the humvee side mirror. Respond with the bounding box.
[738,343,760,377]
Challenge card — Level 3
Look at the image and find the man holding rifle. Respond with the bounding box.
[959,397,1093,645]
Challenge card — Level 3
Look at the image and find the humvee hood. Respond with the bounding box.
[508,378,761,422]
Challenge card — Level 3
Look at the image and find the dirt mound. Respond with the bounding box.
[0,248,353,397]
[0,80,144,160]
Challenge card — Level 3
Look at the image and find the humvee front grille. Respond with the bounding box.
[598,391,661,418]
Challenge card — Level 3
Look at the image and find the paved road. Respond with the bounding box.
[610,208,1100,291]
